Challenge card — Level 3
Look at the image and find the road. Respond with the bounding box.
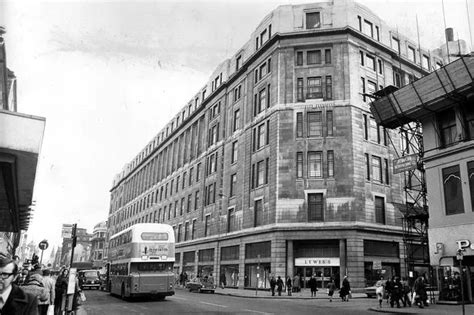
[81,288,377,314]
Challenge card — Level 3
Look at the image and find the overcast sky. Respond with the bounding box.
[0,0,472,256]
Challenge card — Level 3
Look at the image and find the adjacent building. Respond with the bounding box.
[60,226,92,267]
[107,0,444,289]
[0,26,46,258]
[91,221,107,268]
[372,55,474,302]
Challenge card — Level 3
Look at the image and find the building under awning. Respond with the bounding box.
[370,56,474,128]
[0,109,45,233]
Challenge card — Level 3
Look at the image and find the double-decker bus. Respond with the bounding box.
[108,223,175,300]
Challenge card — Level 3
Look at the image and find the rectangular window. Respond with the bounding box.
[363,114,368,140]
[325,76,332,100]
[384,158,389,184]
[258,88,267,113]
[233,109,241,132]
[408,46,416,62]
[365,153,370,180]
[194,190,200,210]
[378,59,383,75]
[254,199,263,227]
[307,111,322,137]
[361,77,366,101]
[182,172,187,189]
[375,196,386,224]
[192,219,196,240]
[443,165,464,215]
[392,37,400,54]
[360,51,364,66]
[177,224,182,242]
[256,160,265,187]
[297,78,304,102]
[326,110,333,136]
[372,156,382,182]
[306,12,321,29]
[230,173,237,197]
[296,51,303,66]
[307,77,322,99]
[358,16,362,31]
[422,55,430,70]
[296,112,303,137]
[236,55,242,71]
[324,49,331,64]
[189,168,193,185]
[376,26,380,40]
[327,151,334,177]
[297,152,303,178]
[308,151,322,178]
[366,55,376,71]
[233,85,241,102]
[468,161,474,210]
[364,20,373,37]
[196,164,201,181]
[438,108,457,146]
[227,208,236,232]
[184,222,189,241]
[204,214,210,237]
[180,198,185,215]
[187,194,192,213]
[307,50,322,65]
[367,80,376,97]
[231,141,238,164]
[308,193,323,221]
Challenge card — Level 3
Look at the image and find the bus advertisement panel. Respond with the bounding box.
[108,223,175,300]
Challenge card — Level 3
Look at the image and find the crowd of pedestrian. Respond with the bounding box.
[0,256,84,315]
[376,275,429,309]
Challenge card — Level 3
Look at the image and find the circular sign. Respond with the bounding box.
[39,240,49,250]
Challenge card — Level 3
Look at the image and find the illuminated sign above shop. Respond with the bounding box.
[295,258,340,266]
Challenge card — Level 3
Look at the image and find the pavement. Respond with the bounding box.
[177,286,474,314]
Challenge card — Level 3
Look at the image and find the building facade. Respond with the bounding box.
[60,227,92,267]
[0,27,46,258]
[91,221,107,268]
[107,0,443,289]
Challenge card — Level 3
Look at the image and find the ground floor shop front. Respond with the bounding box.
[174,227,413,290]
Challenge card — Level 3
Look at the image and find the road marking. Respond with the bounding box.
[242,310,273,315]
[200,301,228,308]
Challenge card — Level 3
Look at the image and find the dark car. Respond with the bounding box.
[79,270,101,290]
[185,278,216,293]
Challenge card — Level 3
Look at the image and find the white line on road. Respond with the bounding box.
[242,309,274,315]
[200,301,228,308]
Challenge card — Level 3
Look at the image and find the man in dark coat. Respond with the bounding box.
[269,275,276,296]
[0,257,38,315]
[276,276,283,296]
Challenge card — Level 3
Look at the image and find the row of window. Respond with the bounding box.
[297,76,332,102]
[296,110,334,138]
[296,151,334,179]
[360,51,383,75]
[296,49,332,66]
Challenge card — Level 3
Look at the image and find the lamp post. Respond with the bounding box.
[456,249,465,315]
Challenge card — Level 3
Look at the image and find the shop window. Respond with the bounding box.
[198,248,214,262]
[442,165,464,215]
[183,251,195,264]
[221,245,239,260]
[245,241,271,259]
[374,196,386,224]
[307,193,324,221]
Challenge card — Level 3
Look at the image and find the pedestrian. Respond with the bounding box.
[413,275,428,308]
[390,277,401,308]
[179,272,185,287]
[270,275,276,296]
[220,273,226,289]
[293,274,300,293]
[0,257,38,315]
[327,277,336,302]
[308,275,317,297]
[286,276,292,296]
[21,272,49,314]
[375,278,385,308]
[276,276,283,296]
[54,268,68,315]
[401,277,411,307]
[385,276,394,305]
[339,275,351,301]
[41,269,55,315]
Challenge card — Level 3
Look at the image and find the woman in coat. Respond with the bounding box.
[339,276,351,301]
[308,275,318,297]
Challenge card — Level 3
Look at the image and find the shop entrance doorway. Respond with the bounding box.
[296,266,340,289]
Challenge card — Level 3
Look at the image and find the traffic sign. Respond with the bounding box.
[62,224,73,238]
[39,240,49,250]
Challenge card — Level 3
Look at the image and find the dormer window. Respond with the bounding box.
[306,12,321,29]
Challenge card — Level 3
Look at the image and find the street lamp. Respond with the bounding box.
[456,249,465,315]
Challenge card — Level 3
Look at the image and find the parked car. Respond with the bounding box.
[185,278,216,293]
[366,280,387,298]
[78,269,101,290]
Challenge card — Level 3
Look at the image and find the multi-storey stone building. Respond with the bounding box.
[91,221,107,268]
[107,0,444,289]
